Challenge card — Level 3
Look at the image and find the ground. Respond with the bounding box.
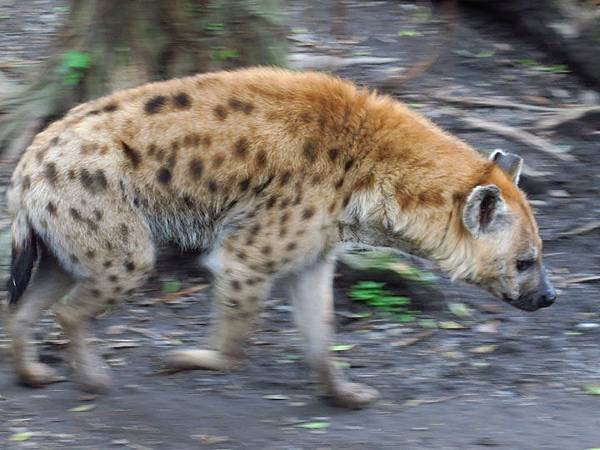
[1,1,599,449]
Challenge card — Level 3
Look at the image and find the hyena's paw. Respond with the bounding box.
[165,349,243,372]
[326,381,380,409]
[17,362,66,388]
[73,355,113,393]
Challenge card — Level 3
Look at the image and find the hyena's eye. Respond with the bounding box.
[516,259,535,272]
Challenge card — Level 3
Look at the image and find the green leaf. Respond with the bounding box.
[297,421,330,429]
[204,23,224,32]
[9,432,33,441]
[398,30,422,37]
[63,50,91,69]
[439,321,466,330]
[162,280,182,293]
[418,318,438,329]
[69,403,96,412]
[583,384,600,395]
[448,302,472,319]
[330,344,354,352]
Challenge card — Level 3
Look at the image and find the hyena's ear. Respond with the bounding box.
[489,149,523,185]
[463,185,508,236]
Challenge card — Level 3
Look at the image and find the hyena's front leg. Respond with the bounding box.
[287,257,380,409]
[166,260,271,371]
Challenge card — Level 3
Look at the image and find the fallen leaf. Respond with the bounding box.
[162,279,182,293]
[297,421,330,430]
[69,403,96,412]
[449,302,472,319]
[583,385,600,395]
[470,344,497,354]
[474,321,500,333]
[192,434,231,445]
[439,321,466,330]
[263,394,290,400]
[9,432,33,442]
[391,330,434,347]
[330,344,354,352]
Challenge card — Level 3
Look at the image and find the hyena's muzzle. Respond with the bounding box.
[506,266,557,312]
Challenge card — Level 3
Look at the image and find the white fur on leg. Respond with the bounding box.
[287,257,379,408]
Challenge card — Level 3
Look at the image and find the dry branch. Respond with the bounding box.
[432,93,563,112]
[534,105,600,129]
[455,114,576,162]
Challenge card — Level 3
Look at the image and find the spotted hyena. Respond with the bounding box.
[5,68,556,408]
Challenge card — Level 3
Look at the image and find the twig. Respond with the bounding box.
[456,114,576,162]
[565,275,600,284]
[559,220,600,237]
[432,93,564,112]
[534,105,600,129]
[159,284,209,302]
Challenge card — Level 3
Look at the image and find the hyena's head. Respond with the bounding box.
[452,150,556,311]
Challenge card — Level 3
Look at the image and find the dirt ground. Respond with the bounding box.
[1,1,599,449]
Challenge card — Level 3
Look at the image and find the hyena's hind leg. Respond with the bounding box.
[286,256,380,409]
[166,253,272,371]
[51,243,155,393]
[7,252,74,387]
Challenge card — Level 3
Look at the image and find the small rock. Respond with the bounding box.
[550,88,569,99]
[575,322,599,331]
[579,90,599,105]
[548,189,570,198]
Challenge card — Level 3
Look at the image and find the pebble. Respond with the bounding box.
[575,323,599,331]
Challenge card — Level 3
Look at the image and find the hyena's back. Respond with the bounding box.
[8,68,369,299]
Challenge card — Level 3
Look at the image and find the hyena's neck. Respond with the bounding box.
[338,94,494,279]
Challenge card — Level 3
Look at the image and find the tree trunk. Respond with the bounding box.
[0,0,288,161]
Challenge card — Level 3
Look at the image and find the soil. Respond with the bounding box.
[1,1,599,449]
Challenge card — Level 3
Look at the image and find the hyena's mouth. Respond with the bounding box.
[502,295,540,312]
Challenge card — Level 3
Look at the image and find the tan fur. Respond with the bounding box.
[6,67,548,407]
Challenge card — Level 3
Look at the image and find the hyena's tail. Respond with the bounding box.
[7,210,38,306]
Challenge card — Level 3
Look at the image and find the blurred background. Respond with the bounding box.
[0,1,599,448]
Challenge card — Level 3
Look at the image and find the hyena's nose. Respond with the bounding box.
[538,290,556,308]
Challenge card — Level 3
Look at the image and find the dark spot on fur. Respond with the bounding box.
[266,196,276,210]
[125,288,136,295]
[145,95,167,114]
[334,177,344,190]
[250,224,261,234]
[46,202,57,216]
[254,175,274,195]
[279,227,287,237]
[103,260,113,268]
[148,144,156,156]
[343,194,351,207]
[344,158,355,172]
[155,149,165,162]
[157,167,172,184]
[93,209,103,221]
[303,141,317,162]
[69,208,83,222]
[113,286,122,294]
[302,206,315,220]
[80,169,108,193]
[207,179,218,192]
[124,261,135,272]
[212,153,225,168]
[239,178,250,192]
[22,175,31,191]
[242,103,254,114]
[231,280,242,291]
[85,250,96,259]
[261,246,272,256]
[50,136,59,146]
[328,148,340,161]
[189,158,203,180]
[236,251,247,261]
[279,198,289,210]
[173,92,191,109]
[228,97,243,111]
[328,201,337,213]
[121,142,141,168]
[103,103,118,113]
[91,288,100,296]
[255,150,267,168]
[286,242,297,251]
[214,104,228,120]
[234,137,248,159]
[311,174,322,185]
[108,274,118,282]
[44,162,58,185]
[67,169,76,180]
[87,109,100,116]
[279,171,291,186]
